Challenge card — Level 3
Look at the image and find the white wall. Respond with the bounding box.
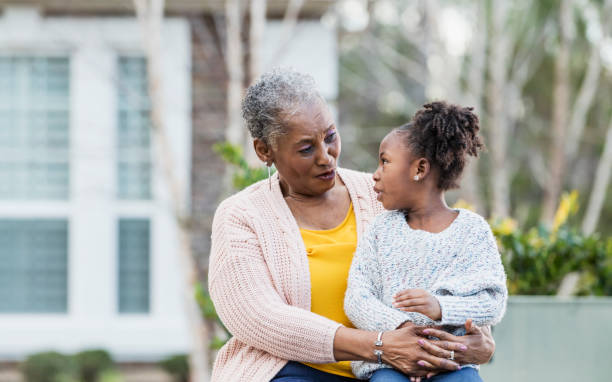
[262,20,338,102]
[0,6,191,361]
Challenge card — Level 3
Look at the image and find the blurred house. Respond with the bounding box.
[0,0,336,362]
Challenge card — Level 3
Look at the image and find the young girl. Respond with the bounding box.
[344,102,507,382]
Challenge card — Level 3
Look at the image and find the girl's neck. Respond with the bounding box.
[402,193,457,231]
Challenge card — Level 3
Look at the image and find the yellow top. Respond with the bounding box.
[300,203,358,379]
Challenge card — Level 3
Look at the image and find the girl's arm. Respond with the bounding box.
[429,222,508,326]
[344,222,432,331]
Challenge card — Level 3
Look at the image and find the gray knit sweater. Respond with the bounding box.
[344,208,507,379]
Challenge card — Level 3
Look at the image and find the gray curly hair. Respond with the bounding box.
[242,67,324,146]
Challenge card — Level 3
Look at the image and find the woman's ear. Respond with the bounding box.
[253,138,273,166]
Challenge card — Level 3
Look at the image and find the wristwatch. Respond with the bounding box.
[374,331,384,364]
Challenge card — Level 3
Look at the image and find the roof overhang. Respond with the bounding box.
[0,1,335,17]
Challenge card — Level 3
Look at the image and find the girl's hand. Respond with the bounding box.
[393,289,442,321]
[416,319,496,365]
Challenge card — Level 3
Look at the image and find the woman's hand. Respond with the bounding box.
[416,319,496,365]
[382,322,464,377]
[393,289,442,320]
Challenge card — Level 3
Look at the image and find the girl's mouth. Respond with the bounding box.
[373,187,382,201]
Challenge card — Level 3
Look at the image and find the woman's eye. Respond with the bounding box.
[299,146,313,154]
[324,132,336,143]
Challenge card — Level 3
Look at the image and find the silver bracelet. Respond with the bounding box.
[373,331,384,364]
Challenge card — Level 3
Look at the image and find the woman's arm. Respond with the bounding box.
[209,202,342,363]
[333,325,463,376]
[415,319,496,365]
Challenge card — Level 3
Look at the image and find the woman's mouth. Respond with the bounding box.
[316,169,336,181]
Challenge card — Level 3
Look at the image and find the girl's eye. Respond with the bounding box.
[324,132,336,143]
[299,146,313,154]
[381,158,388,164]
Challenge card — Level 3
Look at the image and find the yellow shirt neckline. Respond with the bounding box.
[300,203,353,234]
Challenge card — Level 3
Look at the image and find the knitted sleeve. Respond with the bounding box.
[344,217,431,332]
[208,201,342,364]
[431,220,508,326]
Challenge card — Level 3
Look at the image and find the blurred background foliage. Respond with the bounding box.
[20,350,189,382]
[332,0,612,236]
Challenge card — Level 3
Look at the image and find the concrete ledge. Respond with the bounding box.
[481,296,612,381]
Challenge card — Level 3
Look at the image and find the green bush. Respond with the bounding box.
[195,282,231,350]
[73,349,114,382]
[496,225,612,295]
[212,142,270,190]
[489,191,612,296]
[158,354,189,382]
[21,351,77,382]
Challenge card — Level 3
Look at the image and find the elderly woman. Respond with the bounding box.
[209,68,495,382]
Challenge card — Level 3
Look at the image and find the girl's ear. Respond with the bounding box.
[416,158,430,179]
[253,138,274,166]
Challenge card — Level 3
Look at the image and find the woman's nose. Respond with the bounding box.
[316,146,333,166]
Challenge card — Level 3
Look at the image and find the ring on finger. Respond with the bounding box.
[448,350,454,361]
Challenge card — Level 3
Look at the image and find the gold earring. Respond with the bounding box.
[267,163,272,190]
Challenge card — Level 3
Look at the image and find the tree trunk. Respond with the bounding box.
[245,0,267,166]
[566,0,611,170]
[459,0,487,215]
[582,121,612,235]
[486,0,511,218]
[133,1,210,380]
[541,0,573,223]
[225,0,244,146]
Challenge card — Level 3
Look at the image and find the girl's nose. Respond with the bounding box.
[372,167,381,181]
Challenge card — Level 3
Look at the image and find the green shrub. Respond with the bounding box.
[158,354,189,382]
[496,225,612,295]
[489,191,612,296]
[97,369,123,382]
[212,142,270,190]
[73,349,114,382]
[21,351,77,382]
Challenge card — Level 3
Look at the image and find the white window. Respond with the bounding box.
[0,7,191,359]
[117,57,151,201]
[0,55,71,313]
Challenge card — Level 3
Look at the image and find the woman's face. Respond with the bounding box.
[272,99,340,197]
[372,131,419,210]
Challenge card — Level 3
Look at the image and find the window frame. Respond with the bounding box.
[0,7,191,358]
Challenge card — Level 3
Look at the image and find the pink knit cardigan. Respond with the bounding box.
[208,168,383,381]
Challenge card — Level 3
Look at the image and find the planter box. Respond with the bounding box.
[480,296,612,381]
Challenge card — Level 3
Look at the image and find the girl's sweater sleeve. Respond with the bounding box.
[344,219,432,331]
[432,220,508,326]
[208,201,341,364]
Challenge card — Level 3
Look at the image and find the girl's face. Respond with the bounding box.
[372,131,421,210]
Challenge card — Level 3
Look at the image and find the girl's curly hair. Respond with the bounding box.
[397,101,484,190]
